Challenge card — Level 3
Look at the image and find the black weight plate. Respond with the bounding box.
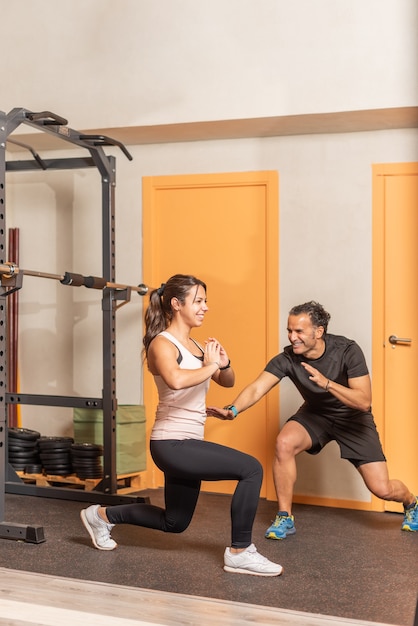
[8,447,38,456]
[73,461,102,467]
[38,437,74,449]
[76,472,103,479]
[38,442,73,451]
[8,428,40,441]
[73,461,103,469]
[43,465,73,473]
[9,450,39,460]
[46,469,73,476]
[71,443,103,453]
[40,458,71,467]
[8,439,38,449]
[71,451,103,460]
[39,446,72,455]
[9,458,40,466]
[71,446,103,454]
[41,459,72,467]
[24,464,43,474]
[40,452,71,461]
[8,449,37,457]
[9,459,39,467]
[41,460,72,468]
[10,462,26,472]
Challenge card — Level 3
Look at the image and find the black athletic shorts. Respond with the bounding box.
[288,408,386,468]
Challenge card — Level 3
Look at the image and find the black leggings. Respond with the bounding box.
[106,439,263,548]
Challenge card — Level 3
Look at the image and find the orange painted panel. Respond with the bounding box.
[142,172,279,499]
[373,163,418,512]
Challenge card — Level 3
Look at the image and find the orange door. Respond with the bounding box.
[142,171,279,499]
[372,163,418,512]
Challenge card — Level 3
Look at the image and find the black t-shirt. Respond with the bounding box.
[265,334,370,418]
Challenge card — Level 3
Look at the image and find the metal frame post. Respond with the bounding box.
[0,110,45,541]
[99,156,118,495]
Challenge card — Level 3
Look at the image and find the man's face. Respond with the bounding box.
[287,314,324,359]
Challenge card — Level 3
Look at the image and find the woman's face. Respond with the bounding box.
[175,284,208,327]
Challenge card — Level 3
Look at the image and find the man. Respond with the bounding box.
[207,301,418,539]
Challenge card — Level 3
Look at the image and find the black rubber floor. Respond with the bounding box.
[2,489,417,625]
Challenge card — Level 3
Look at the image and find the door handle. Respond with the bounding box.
[388,335,412,345]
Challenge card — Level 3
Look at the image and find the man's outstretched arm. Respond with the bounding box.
[207,370,279,420]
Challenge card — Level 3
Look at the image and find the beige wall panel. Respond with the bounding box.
[2,0,417,129]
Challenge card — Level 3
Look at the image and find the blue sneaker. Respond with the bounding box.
[265,511,296,540]
[402,497,418,532]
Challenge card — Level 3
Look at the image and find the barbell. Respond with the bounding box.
[0,262,152,298]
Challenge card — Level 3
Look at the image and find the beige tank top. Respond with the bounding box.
[150,331,210,440]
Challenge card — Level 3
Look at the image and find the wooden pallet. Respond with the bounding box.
[16,471,143,494]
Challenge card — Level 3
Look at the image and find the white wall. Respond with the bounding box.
[2,0,417,128]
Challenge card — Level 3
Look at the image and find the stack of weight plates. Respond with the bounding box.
[71,443,103,479]
[8,428,41,473]
[38,436,74,476]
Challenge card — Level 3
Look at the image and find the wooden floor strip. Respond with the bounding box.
[0,568,392,626]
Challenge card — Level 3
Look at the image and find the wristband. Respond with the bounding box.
[219,359,231,371]
[224,404,238,418]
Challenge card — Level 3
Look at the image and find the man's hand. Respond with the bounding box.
[301,361,329,389]
[206,406,236,421]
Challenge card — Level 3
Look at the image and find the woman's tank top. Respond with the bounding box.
[150,331,210,440]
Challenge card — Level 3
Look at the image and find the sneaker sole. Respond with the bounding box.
[80,509,117,551]
[401,525,418,532]
[265,528,296,540]
[224,565,283,577]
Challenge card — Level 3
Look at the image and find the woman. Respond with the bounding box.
[80,274,282,576]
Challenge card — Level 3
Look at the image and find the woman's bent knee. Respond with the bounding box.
[246,456,263,480]
[164,518,191,533]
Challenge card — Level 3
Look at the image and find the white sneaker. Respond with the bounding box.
[80,504,117,551]
[224,543,283,577]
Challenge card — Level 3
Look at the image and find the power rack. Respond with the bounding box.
[0,108,149,543]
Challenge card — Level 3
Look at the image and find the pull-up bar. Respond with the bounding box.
[0,262,151,298]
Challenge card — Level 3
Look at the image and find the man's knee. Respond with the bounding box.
[358,461,392,500]
[276,422,312,460]
[368,482,392,500]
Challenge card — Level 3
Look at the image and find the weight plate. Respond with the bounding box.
[24,464,43,474]
[45,469,73,476]
[38,437,74,449]
[8,427,40,441]
[42,465,73,473]
[76,472,103,479]
[8,446,38,455]
[71,443,103,453]
[71,459,102,466]
[8,451,40,460]
[71,451,103,459]
[10,463,28,471]
[39,446,72,455]
[72,458,102,465]
[40,452,71,461]
[8,439,38,449]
